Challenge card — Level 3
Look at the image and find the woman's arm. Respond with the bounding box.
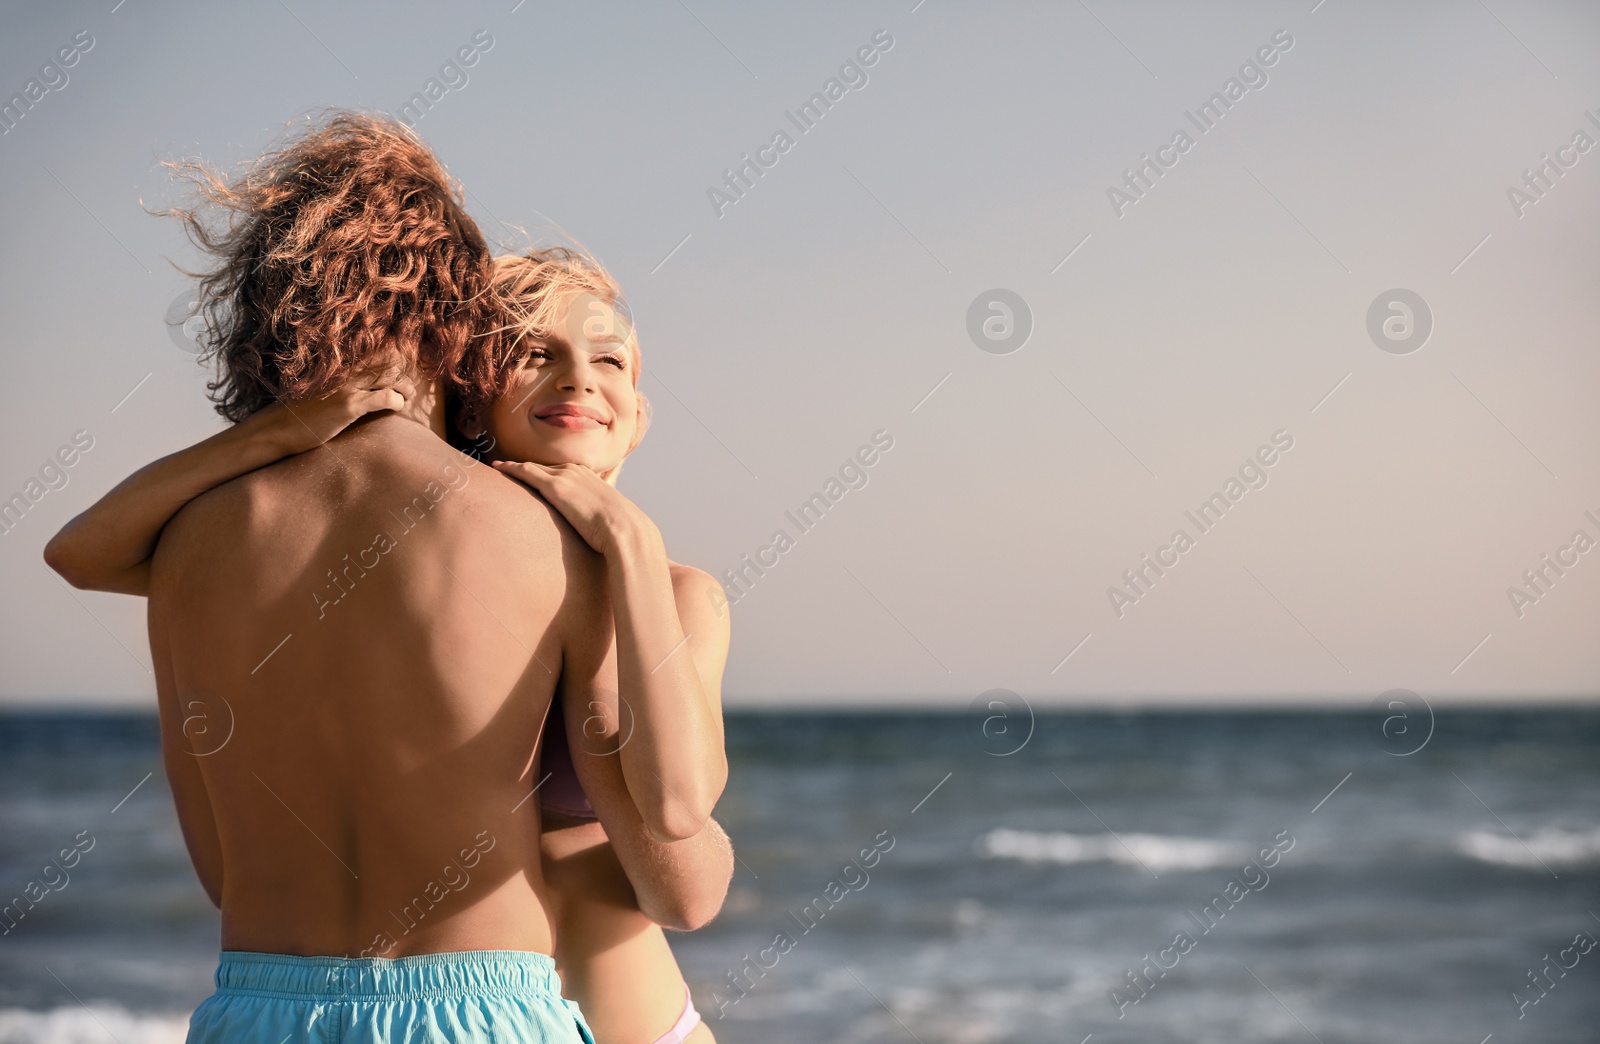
[498,460,730,841]
[553,579,732,928]
[602,529,730,839]
[44,384,410,595]
[553,546,735,927]
[557,706,734,931]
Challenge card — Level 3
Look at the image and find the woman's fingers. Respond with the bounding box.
[491,460,550,486]
[357,387,406,415]
[490,460,628,555]
[268,380,418,454]
[494,461,580,507]
[385,378,417,403]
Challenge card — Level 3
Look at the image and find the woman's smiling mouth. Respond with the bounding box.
[533,403,609,430]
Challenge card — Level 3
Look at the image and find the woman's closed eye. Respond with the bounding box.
[523,348,627,369]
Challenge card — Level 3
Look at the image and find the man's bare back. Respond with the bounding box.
[147,414,608,959]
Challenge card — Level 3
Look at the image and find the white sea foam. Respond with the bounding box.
[1455,826,1600,870]
[0,1006,188,1044]
[976,828,1251,872]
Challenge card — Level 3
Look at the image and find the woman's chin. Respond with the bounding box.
[503,446,608,471]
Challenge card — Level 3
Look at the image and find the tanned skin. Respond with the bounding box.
[146,401,616,959]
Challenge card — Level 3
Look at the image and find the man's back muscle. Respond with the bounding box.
[148,416,600,957]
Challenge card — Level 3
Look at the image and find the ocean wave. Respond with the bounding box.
[976,828,1252,872]
[1455,826,1600,870]
[0,1007,188,1044]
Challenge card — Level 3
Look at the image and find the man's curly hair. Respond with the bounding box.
[162,110,498,422]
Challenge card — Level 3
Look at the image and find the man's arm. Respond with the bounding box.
[44,385,408,595]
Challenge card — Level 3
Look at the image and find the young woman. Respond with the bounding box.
[46,246,727,1044]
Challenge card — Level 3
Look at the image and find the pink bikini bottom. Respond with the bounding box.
[651,983,703,1044]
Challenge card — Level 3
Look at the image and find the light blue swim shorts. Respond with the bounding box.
[186,950,594,1044]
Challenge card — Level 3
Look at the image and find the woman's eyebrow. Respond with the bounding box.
[522,334,627,353]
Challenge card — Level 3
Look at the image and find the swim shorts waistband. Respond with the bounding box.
[212,949,563,1002]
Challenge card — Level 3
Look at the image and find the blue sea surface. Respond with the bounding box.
[0,708,1597,1043]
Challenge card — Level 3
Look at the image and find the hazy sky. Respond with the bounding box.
[1,0,1596,708]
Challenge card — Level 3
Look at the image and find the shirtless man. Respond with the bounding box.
[155,400,611,1039]
[63,113,729,1043]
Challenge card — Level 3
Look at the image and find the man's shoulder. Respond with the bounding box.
[277,417,537,520]
[329,419,597,560]
[159,419,559,560]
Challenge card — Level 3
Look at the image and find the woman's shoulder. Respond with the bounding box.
[667,559,718,592]
[667,560,732,630]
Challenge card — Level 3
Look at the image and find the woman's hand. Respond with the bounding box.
[252,379,415,456]
[509,455,729,841]
[490,460,655,557]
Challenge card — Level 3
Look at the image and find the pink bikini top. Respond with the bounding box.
[539,705,598,821]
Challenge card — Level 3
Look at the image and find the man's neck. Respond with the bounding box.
[393,378,448,438]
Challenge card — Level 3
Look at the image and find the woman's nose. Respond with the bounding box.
[557,364,596,393]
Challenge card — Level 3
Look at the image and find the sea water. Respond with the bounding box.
[1,709,1596,1043]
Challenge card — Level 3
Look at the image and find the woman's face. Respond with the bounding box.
[481,291,641,477]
